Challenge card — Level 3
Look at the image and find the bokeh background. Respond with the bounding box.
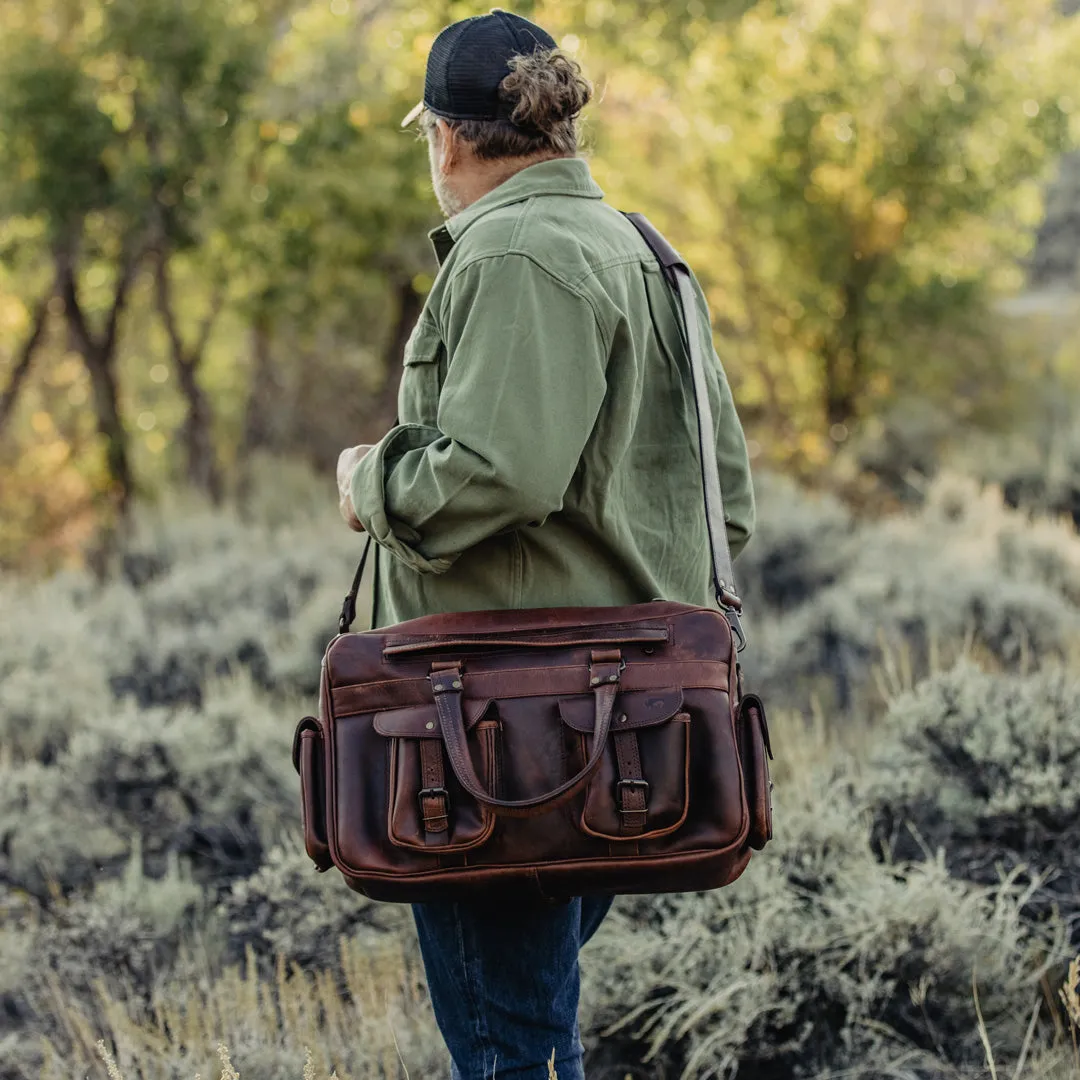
[1,1,1080,1077]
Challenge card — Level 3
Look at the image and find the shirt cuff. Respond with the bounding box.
[348,424,457,575]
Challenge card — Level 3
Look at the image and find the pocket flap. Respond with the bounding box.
[558,688,684,733]
[374,698,491,737]
[403,319,441,365]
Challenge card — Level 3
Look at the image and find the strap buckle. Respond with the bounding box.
[418,786,449,802]
[617,778,650,802]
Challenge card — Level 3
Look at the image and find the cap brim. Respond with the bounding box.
[400,100,425,128]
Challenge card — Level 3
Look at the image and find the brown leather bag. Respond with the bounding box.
[293,214,773,902]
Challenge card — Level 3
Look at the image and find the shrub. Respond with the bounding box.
[746,474,1080,711]
[867,664,1080,935]
[584,756,1069,1080]
[735,472,856,613]
[4,472,1079,1079]
[0,677,300,900]
[0,496,361,761]
[215,843,411,973]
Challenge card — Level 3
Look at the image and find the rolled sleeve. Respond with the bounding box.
[349,424,457,574]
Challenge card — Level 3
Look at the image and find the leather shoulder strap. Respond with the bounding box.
[623,213,744,644]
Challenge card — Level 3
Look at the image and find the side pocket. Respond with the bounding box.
[737,694,773,850]
[293,716,333,871]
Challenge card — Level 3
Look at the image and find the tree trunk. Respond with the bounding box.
[56,250,137,515]
[372,277,422,430]
[176,358,223,502]
[153,252,224,501]
[0,288,52,435]
[241,315,276,455]
[83,343,135,514]
[236,314,277,503]
[822,275,869,432]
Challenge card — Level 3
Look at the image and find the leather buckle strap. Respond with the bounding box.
[613,708,649,834]
[418,706,450,836]
[616,777,649,833]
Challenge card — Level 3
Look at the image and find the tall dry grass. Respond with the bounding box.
[44,937,438,1080]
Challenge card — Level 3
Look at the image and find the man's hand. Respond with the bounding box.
[337,445,372,532]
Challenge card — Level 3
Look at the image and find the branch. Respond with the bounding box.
[102,237,147,358]
[153,249,188,369]
[55,248,95,359]
[193,280,225,361]
[0,286,53,434]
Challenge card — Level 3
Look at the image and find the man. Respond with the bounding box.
[337,10,754,1079]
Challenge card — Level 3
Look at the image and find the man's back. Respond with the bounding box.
[350,156,754,625]
[338,18,759,1080]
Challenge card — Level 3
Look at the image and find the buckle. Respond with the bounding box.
[418,786,448,802]
[617,778,650,804]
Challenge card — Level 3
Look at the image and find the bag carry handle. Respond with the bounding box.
[429,653,623,819]
[383,625,668,658]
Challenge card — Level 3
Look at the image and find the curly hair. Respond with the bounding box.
[421,48,592,160]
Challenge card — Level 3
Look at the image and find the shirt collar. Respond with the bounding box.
[428,157,604,265]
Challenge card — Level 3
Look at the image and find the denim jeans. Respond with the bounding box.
[412,895,614,1080]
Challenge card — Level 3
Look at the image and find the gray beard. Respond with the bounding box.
[429,141,465,218]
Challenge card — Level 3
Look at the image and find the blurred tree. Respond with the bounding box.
[0,289,51,431]
[219,0,438,478]
[0,0,1078,564]
[99,0,268,502]
[581,0,1080,467]
[0,28,139,513]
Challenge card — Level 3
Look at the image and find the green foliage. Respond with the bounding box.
[587,0,1080,462]
[0,40,115,234]
[2,0,1078,553]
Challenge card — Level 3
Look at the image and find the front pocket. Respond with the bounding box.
[385,713,500,852]
[560,690,691,842]
[398,318,444,425]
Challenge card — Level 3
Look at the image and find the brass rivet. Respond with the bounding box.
[619,714,628,724]
[452,679,462,689]
[609,674,618,682]
[590,676,600,686]
[425,721,435,730]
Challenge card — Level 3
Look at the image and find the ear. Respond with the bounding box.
[435,118,458,172]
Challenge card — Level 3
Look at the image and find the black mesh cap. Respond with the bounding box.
[400,9,557,127]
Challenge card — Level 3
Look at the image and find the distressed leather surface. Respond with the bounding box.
[297,601,767,902]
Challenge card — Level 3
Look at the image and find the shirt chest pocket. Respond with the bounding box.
[397,317,445,426]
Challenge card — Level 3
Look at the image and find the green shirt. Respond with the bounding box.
[350,157,754,627]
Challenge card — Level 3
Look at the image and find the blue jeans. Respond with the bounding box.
[412,896,614,1080]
